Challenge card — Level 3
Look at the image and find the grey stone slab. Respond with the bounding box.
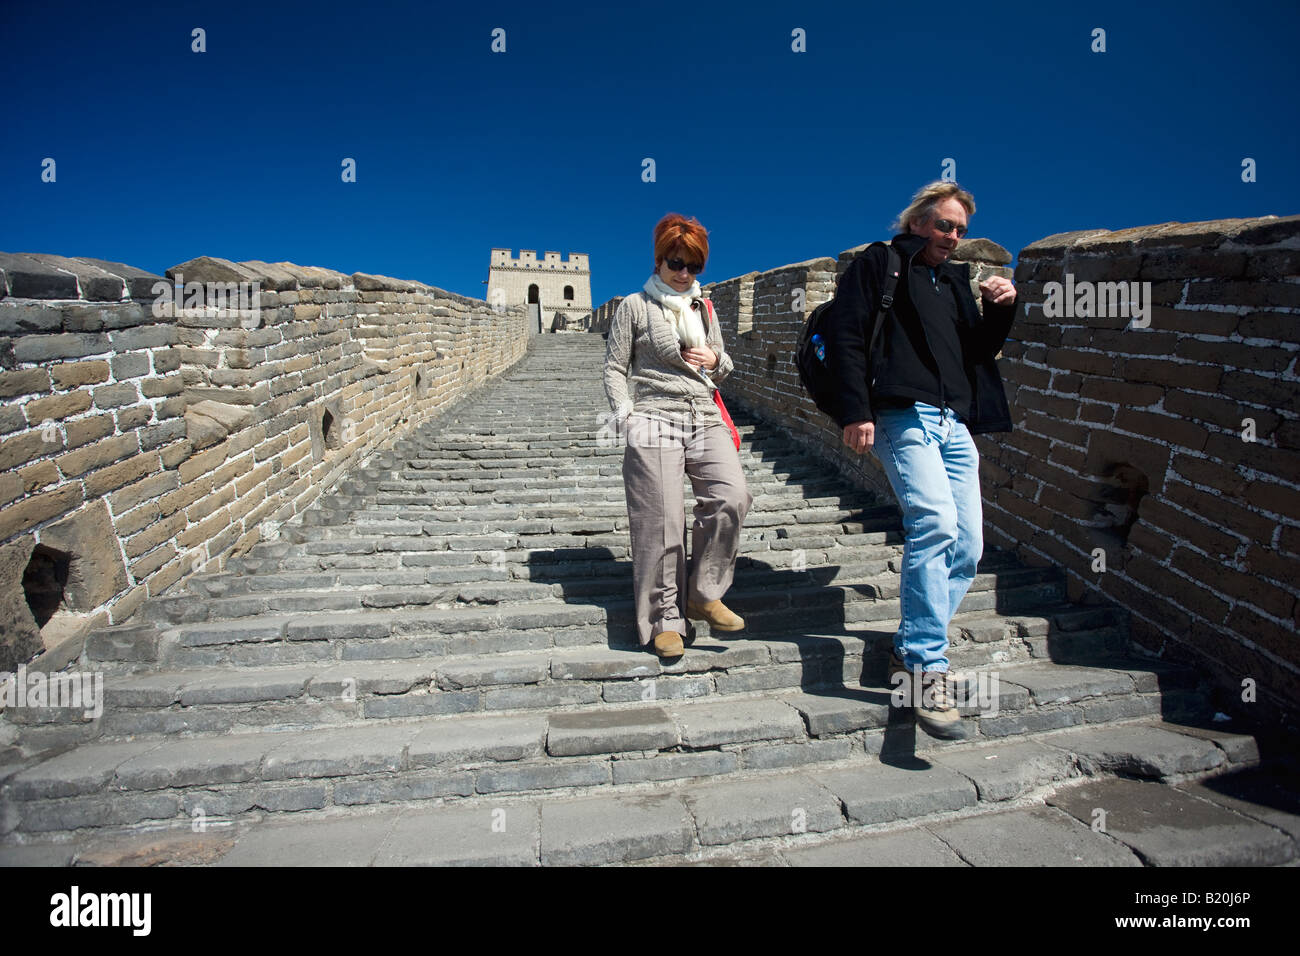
[787,690,891,735]
[361,690,478,719]
[929,805,1142,866]
[670,698,806,748]
[177,668,316,705]
[1043,724,1225,779]
[1156,721,1261,764]
[1048,778,1297,866]
[930,740,1078,802]
[0,843,77,866]
[739,738,855,771]
[475,761,610,794]
[602,675,713,703]
[333,772,475,806]
[215,810,402,866]
[547,707,678,756]
[684,773,843,845]
[541,793,693,865]
[182,783,329,816]
[5,739,164,799]
[977,707,1082,738]
[1175,767,1300,842]
[374,803,539,865]
[550,647,660,680]
[611,751,739,785]
[114,735,273,790]
[408,715,548,768]
[14,793,181,833]
[307,660,436,696]
[1000,663,1135,704]
[105,672,186,707]
[816,762,978,826]
[435,654,550,689]
[783,828,969,867]
[260,724,421,780]
[483,685,599,710]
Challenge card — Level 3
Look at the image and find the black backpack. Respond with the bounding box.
[796,242,901,422]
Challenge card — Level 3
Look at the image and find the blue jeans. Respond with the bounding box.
[871,402,983,673]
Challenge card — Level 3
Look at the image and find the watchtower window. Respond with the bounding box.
[527,284,539,304]
[564,285,574,300]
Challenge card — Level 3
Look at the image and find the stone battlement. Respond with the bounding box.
[702,215,1300,721]
[0,253,526,672]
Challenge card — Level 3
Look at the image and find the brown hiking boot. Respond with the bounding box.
[686,599,745,632]
[650,631,685,659]
[888,651,975,697]
[915,670,971,740]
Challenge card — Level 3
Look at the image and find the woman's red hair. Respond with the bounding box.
[653,213,709,271]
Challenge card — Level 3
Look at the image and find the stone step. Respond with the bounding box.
[134,562,1061,638]
[12,613,1137,743]
[0,662,1228,840]
[8,722,1288,866]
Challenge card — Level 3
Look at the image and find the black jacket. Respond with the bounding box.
[823,232,1018,434]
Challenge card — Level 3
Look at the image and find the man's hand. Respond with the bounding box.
[681,346,718,371]
[842,420,874,453]
[979,275,1017,306]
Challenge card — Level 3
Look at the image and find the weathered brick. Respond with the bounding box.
[1119,357,1222,391]
[1136,497,1243,559]
[0,430,64,471]
[56,433,137,478]
[64,413,115,450]
[49,360,111,389]
[1176,338,1291,374]
[1078,379,1164,406]
[23,389,92,423]
[1114,408,1210,452]
[109,352,151,380]
[124,511,186,558]
[141,375,183,398]
[0,368,52,399]
[1219,370,1297,409]
[0,484,82,541]
[109,469,181,514]
[1164,477,1279,543]
[17,461,59,495]
[13,333,110,363]
[1144,306,1239,337]
[84,452,161,499]
[91,382,140,409]
[178,443,230,484]
[1243,479,1300,521]
[1185,280,1300,309]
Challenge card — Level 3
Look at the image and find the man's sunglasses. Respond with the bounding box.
[664,257,704,275]
[932,218,968,238]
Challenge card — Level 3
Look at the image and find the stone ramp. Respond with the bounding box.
[0,335,1294,864]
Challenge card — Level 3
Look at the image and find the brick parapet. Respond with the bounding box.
[0,253,526,670]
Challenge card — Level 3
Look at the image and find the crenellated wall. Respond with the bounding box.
[0,253,527,672]
[704,216,1300,722]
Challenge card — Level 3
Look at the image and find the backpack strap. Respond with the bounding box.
[866,243,901,360]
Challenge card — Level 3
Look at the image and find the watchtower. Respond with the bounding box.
[487,249,592,334]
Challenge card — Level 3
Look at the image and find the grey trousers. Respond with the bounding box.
[622,415,753,646]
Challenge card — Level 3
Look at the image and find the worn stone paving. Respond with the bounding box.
[0,336,1295,866]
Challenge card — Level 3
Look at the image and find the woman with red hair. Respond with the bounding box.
[603,213,752,659]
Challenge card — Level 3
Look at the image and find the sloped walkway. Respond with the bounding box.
[1,336,1295,865]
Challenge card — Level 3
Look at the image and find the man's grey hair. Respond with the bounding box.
[892,182,977,234]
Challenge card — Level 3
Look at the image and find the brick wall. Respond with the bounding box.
[705,216,1300,721]
[0,253,527,671]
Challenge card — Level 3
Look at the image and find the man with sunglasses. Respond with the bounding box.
[824,182,1018,739]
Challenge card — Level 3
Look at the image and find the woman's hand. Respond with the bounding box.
[681,346,718,371]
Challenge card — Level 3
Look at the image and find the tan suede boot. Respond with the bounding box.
[686,599,745,632]
[651,631,685,659]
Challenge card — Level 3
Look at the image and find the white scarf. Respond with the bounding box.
[643,274,708,349]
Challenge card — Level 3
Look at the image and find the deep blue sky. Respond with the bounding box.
[3,0,1297,306]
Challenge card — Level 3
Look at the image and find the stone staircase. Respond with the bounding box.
[0,335,1292,866]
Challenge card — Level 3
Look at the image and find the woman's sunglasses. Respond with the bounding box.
[663,257,704,275]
